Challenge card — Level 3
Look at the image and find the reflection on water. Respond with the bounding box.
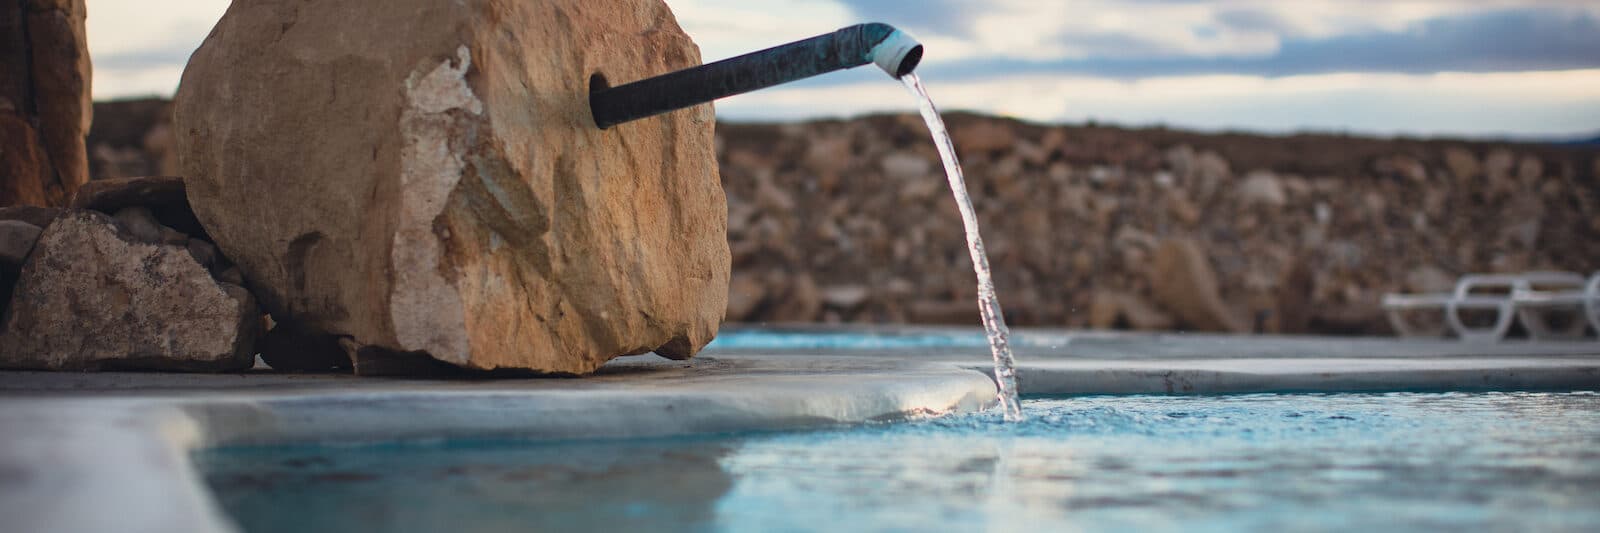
[198,392,1600,532]
[198,441,737,533]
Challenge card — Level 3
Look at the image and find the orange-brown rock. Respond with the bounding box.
[174,0,728,375]
[0,0,91,207]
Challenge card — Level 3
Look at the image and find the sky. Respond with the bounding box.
[88,0,1600,138]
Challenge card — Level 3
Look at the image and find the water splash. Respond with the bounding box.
[901,73,1023,421]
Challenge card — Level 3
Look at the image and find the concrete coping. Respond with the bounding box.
[0,356,996,533]
[3,331,1599,533]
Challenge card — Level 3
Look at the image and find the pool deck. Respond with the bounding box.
[2,328,1598,533]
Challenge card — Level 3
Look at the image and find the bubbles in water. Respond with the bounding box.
[901,73,1023,421]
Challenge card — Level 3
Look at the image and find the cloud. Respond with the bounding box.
[917,8,1600,80]
[832,0,987,37]
[83,0,1600,137]
[713,69,1600,138]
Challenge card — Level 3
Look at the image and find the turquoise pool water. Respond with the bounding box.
[197,392,1600,532]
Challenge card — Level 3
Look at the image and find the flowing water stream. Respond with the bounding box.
[901,73,1023,420]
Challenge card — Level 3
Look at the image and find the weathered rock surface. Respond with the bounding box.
[174,0,728,374]
[0,211,260,371]
[0,0,91,207]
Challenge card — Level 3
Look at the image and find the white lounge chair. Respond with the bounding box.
[1444,273,1523,343]
[1511,271,1598,341]
[1381,293,1452,338]
[1384,271,1597,342]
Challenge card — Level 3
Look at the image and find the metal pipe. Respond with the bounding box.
[590,23,923,129]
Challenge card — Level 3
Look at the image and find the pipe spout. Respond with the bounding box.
[590,23,922,129]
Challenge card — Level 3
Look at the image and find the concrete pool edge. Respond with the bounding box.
[1002,356,1600,395]
[4,345,1600,533]
[0,356,999,533]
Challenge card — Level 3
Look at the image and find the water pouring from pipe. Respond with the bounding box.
[590,24,1024,420]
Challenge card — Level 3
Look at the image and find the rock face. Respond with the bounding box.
[0,210,260,371]
[174,0,728,374]
[0,0,91,207]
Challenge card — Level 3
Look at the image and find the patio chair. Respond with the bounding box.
[1511,271,1598,341]
[1381,293,1453,338]
[1385,271,1592,342]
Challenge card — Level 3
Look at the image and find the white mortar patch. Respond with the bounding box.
[392,46,481,364]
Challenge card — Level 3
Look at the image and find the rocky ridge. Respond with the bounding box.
[715,114,1600,334]
[82,104,1600,337]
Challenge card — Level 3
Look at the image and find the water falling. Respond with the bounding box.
[901,73,1023,421]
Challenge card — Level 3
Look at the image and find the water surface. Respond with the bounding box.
[198,392,1600,532]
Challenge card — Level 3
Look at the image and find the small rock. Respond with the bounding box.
[186,238,219,270]
[806,137,852,176]
[1238,170,1287,207]
[1405,265,1455,293]
[1443,147,1480,180]
[880,151,930,180]
[0,220,43,267]
[112,206,164,243]
[0,206,63,228]
[216,266,245,287]
[0,211,261,371]
[1484,149,1514,182]
[1517,156,1543,182]
[1164,191,1201,225]
[821,284,870,309]
[951,120,1016,155]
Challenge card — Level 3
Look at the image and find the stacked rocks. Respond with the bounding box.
[716,113,1600,335]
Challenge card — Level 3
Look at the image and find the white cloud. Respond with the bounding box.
[80,0,1600,136]
[667,0,854,61]
[714,68,1600,137]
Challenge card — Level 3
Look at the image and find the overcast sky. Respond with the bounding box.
[89,0,1600,137]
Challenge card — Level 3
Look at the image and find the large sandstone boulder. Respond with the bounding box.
[0,210,260,371]
[0,0,91,207]
[174,0,729,374]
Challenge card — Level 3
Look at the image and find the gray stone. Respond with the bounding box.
[0,205,61,228]
[0,220,42,267]
[110,206,162,243]
[184,238,217,270]
[1237,170,1287,207]
[0,210,261,371]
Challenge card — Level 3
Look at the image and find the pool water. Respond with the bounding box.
[196,392,1600,532]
